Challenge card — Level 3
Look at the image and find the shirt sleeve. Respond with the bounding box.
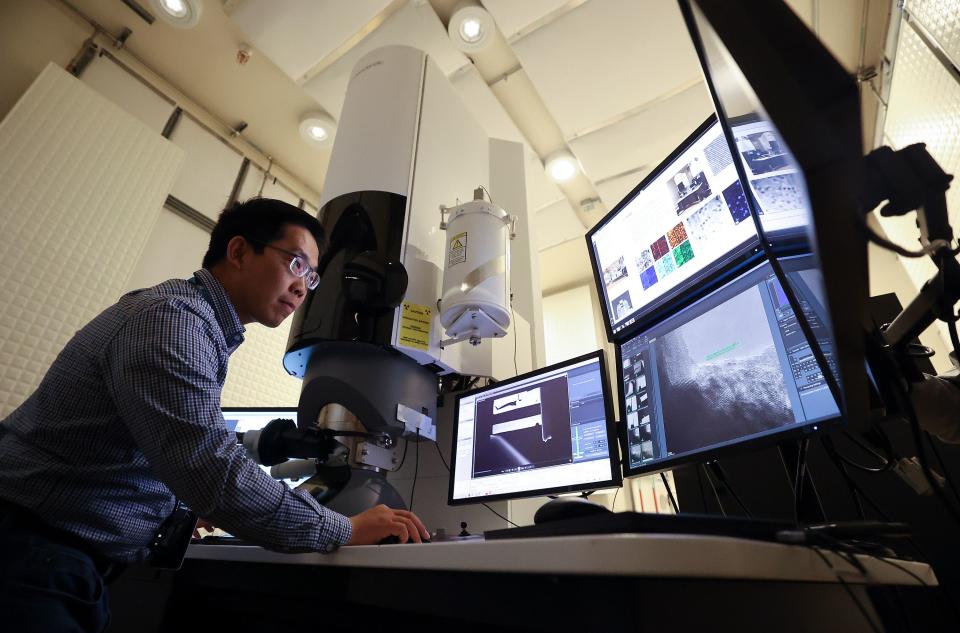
[102,299,352,552]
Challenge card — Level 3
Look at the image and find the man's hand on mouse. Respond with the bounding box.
[347,504,430,545]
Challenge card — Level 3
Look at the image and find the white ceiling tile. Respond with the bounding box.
[451,66,526,144]
[534,198,585,251]
[595,170,648,212]
[227,0,396,80]
[481,0,574,40]
[569,82,713,182]
[301,2,469,120]
[512,0,703,137]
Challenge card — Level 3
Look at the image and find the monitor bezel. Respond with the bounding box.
[585,114,765,344]
[614,256,845,479]
[447,350,623,506]
[677,0,869,431]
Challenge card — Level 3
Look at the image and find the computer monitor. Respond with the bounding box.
[587,115,763,338]
[679,0,869,429]
[448,351,622,505]
[222,407,307,488]
[618,254,841,476]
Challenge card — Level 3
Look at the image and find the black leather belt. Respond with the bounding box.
[0,497,126,582]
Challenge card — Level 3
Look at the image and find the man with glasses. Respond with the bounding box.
[0,198,428,632]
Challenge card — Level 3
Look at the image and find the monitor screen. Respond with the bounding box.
[587,115,761,338]
[448,351,622,505]
[679,0,869,429]
[618,255,841,476]
[222,407,308,488]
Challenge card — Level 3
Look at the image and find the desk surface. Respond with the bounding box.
[187,533,937,587]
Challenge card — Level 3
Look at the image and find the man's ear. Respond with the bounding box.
[224,235,250,270]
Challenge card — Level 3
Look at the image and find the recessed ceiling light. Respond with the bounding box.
[149,0,203,28]
[545,152,579,183]
[299,112,336,149]
[448,3,494,53]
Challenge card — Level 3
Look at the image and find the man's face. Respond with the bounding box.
[236,224,320,327]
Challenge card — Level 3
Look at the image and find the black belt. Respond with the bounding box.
[0,497,126,582]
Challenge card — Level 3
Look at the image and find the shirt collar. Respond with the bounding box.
[193,269,246,352]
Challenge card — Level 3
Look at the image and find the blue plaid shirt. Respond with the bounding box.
[0,269,351,562]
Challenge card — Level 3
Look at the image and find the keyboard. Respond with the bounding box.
[484,512,796,542]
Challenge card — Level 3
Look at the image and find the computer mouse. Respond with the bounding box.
[533,497,612,524]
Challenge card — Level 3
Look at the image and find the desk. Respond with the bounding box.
[115,533,944,632]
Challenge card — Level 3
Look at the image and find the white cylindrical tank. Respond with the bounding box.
[439,200,511,343]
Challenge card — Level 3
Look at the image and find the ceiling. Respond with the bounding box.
[58,0,891,293]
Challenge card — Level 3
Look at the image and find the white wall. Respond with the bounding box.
[542,285,599,365]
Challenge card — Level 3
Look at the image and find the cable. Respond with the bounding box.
[794,439,808,523]
[862,220,952,258]
[432,441,519,527]
[510,297,519,376]
[709,461,753,518]
[806,545,883,633]
[409,430,420,513]
[611,486,620,511]
[659,472,679,514]
[700,464,727,517]
[821,436,867,520]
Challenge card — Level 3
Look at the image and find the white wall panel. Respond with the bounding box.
[542,285,598,365]
[0,63,182,417]
[169,115,244,220]
[237,164,303,207]
[534,199,585,251]
[881,19,960,353]
[80,54,175,133]
[125,209,210,292]
[221,321,303,407]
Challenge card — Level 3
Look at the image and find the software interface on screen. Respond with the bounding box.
[619,255,839,472]
[450,355,616,502]
[590,118,759,335]
[222,408,306,488]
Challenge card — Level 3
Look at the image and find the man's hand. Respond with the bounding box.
[347,505,430,545]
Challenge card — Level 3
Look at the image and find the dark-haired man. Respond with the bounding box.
[0,198,428,633]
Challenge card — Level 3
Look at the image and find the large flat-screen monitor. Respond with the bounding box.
[222,407,308,488]
[679,0,869,429]
[448,351,622,505]
[618,254,841,476]
[587,115,763,338]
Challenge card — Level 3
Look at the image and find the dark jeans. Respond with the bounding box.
[0,513,111,633]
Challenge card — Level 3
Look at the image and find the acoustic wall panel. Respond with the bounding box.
[0,63,183,417]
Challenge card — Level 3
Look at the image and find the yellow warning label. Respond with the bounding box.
[399,302,432,351]
[448,231,467,267]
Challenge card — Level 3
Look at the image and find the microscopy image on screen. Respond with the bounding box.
[640,266,659,290]
[736,130,790,176]
[667,157,713,214]
[667,222,689,248]
[611,291,633,321]
[655,285,794,455]
[686,195,730,246]
[672,241,695,267]
[650,235,671,261]
[751,173,806,214]
[721,180,752,224]
[471,376,574,478]
[636,249,654,271]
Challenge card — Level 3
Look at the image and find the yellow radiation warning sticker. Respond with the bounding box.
[399,302,432,351]
[448,231,467,267]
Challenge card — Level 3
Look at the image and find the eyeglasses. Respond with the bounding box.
[249,239,320,290]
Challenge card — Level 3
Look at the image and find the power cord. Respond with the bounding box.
[659,472,679,514]
[432,441,519,528]
[805,544,883,633]
[700,463,727,516]
[409,429,420,513]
